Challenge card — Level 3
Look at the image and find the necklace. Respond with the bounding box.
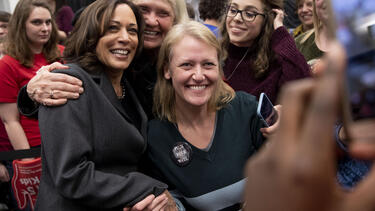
[118,82,126,100]
[225,48,250,81]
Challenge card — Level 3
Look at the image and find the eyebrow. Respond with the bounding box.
[30,18,51,22]
[230,3,261,11]
[110,20,138,27]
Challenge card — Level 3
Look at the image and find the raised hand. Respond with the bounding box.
[244,42,361,211]
[272,9,285,30]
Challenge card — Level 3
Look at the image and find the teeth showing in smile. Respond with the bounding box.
[111,49,129,55]
[144,31,158,36]
[190,85,206,90]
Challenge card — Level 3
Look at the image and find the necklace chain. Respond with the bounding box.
[118,82,126,100]
[226,48,250,81]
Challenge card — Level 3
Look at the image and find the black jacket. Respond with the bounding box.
[36,64,166,210]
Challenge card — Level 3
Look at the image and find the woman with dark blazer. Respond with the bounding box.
[35,0,172,210]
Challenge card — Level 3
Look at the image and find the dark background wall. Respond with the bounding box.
[66,0,96,12]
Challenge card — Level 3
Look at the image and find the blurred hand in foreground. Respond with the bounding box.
[245,42,375,211]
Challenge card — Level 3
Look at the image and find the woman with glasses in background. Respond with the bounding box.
[221,0,311,104]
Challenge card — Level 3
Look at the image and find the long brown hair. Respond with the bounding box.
[220,0,283,78]
[5,0,60,68]
[63,0,145,73]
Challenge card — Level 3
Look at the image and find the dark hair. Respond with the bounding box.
[71,6,86,27]
[0,11,11,22]
[186,3,195,19]
[55,0,67,12]
[63,0,145,73]
[221,0,283,78]
[5,0,60,68]
[199,0,228,21]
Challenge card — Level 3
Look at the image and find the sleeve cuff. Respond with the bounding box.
[17,84,39,118]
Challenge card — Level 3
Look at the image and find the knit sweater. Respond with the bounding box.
[223,26,311,104]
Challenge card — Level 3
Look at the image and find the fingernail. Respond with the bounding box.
[79,88,84,93]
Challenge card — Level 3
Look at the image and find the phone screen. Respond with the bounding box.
[257,93,278,127]
[332,0,375,120]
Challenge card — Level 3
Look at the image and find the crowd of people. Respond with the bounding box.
[0,0,374,210]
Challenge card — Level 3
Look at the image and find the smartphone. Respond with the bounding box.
[332,0,375,120]
[257,93,278,127]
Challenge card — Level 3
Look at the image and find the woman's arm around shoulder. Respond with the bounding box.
[38,66,167,208]
[17,62,83,118]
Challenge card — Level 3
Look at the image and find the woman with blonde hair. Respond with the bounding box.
[126,0,189,118]
[295,0,333,69]
[148,21,279,210]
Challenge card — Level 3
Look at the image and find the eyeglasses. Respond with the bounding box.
[227,6,265,22]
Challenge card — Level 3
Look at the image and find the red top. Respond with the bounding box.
[0,45,64,151]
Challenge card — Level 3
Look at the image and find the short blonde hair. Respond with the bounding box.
[154,21,235,122]
[131,0,189,24]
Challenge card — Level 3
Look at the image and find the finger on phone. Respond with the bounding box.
[260,124,277,138]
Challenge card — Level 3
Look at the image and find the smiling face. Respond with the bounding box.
[315,0,329,24]
[0,21,8,39]
[226,0,265,47]
[96,4,138,74]
[135,0,174,50]
[164,35,219,109]
[297,0,313,30]
[25,6,52,52]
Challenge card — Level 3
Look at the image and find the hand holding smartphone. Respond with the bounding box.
[257,93,278,127]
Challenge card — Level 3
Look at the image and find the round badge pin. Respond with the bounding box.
[170,142,193,167]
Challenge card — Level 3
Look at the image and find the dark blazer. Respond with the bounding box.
[36,64,166,211]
